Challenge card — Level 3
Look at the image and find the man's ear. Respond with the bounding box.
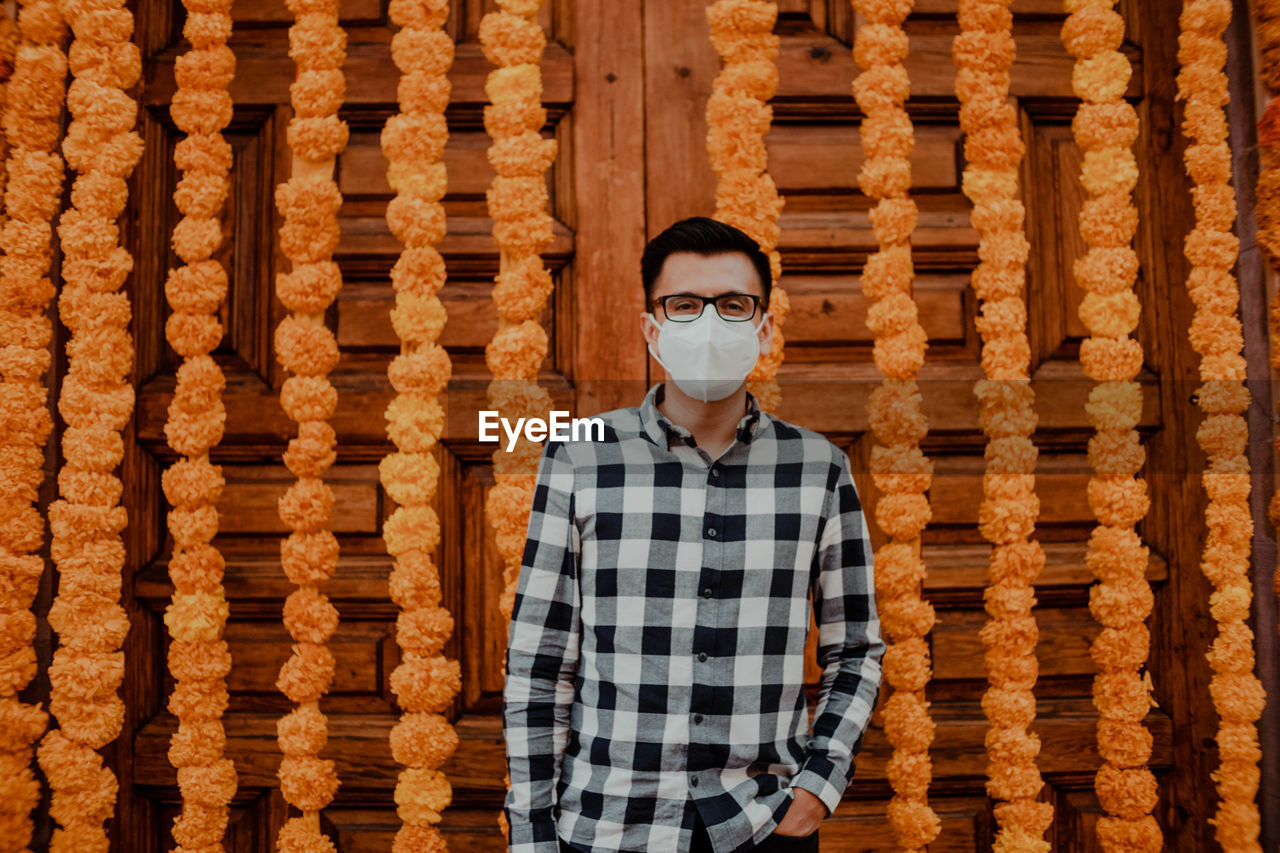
[640,311,658,346]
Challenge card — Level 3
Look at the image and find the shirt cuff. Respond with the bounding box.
[504,806,561,853]
[789,751,848,817]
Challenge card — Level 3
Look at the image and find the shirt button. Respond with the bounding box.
[702,587,712,598]
[698,651,708,662]
[707,527,717,538]
[691,777,700,788]
[710,467,719,477]
[694,713,704,724]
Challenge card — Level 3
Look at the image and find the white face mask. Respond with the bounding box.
[644,308,768,402]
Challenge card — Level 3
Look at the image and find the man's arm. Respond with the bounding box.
[789,449,885,816]
[503,438,581,853]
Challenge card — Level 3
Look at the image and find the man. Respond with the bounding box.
[503,216,884,853]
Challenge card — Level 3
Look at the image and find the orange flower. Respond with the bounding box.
[33,0,141,844]
[0,9,62,835]
[268,0,350,847]
[953,0,1054,846]
[704,0,787,413]
[381,0,460,841]
[1062,2,1168,848]
[849,0,940,847]
[1180,2,1265,847]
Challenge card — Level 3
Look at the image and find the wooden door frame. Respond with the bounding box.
[1229,0,1280,847]
[571,0,649,417]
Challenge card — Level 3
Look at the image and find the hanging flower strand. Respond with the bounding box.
[1176,1,1266,850]
[704,0,789,412]
[0,13,19,227]
[34,0,143,846]
[159,0,240,847]
[0,0,67,845]
[271,0,350,848]
[1061,2,1162,850]
[849,0,940,849]
[951,2,1054,849]
[379,0,462,849]
[477,0,557,842]
[478,0,556,626]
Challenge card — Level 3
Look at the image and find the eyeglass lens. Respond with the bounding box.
[661,294,758,321]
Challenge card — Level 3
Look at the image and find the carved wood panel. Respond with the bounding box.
[126,0,581,849]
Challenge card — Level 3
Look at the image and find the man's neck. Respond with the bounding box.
[657,380,747,452]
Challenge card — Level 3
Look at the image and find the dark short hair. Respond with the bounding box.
[641,216,771,313]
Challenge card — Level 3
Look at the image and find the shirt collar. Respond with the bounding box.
[639,381,765,450]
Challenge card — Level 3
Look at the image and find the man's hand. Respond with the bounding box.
[772,786,827,837]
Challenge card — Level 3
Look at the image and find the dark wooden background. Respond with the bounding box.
[18,0,1280,849]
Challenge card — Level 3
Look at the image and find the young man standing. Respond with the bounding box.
[503,217,884,853]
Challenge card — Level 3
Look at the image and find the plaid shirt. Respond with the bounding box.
[503,381,884,853]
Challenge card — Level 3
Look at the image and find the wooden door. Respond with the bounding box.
[98,0,1225,849]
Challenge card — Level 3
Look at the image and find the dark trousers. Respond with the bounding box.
[558,807,819,852]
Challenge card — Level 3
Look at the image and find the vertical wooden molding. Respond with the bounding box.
[1229,0,1280,845]
[1134,0,1223,845]
[573,0,647,414]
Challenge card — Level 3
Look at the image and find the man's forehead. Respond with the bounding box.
[653,253,764,295]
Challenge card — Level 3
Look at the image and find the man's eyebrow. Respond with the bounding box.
[662,290,752,296]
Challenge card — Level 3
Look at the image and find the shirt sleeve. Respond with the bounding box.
[789,449,885,816]
[503,438,582,853]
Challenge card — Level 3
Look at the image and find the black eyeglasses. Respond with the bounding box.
[651,293,764,323]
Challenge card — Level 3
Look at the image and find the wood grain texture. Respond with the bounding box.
[567,0,646,413]
[1226,1,1280,845]
[1127,0,1219,846]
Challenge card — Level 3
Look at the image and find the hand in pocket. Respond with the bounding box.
[771,786,826,837]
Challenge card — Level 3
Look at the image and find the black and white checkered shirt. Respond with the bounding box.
[503,381,884,853]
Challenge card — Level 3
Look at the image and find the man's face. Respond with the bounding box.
[639,251,773,359]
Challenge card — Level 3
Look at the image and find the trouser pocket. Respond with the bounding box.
[756,829,819,851]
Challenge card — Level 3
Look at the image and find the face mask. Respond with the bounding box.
[645,309,768,402]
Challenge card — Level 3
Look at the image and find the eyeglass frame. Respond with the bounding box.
[648,292,767,323]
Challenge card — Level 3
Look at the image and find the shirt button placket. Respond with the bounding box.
[691,462,721,796]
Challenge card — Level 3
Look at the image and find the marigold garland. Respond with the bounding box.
[0,13,19,228]
[952,2,1054,849]
[849,1,940,848]
[0,0,65,847]
[480,0,557,623]
[704,0,789,412]
[160,0,239,847]
[1062,3,1161,849]
[477,0,557,841]
[1175,2,1265,850]
[271,0,350,847]
[34,0,143,846]
[379,0,461,850]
